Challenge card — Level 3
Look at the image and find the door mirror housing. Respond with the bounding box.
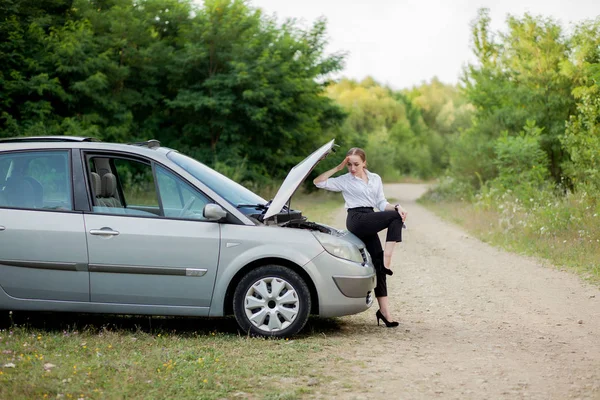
[203,203,227,221]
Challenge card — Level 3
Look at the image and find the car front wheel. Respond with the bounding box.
[233,265,311,338]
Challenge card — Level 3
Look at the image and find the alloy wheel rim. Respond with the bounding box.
[244,277,299,332]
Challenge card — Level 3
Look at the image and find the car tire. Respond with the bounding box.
[233,265,311,338]
[0,310,11,329]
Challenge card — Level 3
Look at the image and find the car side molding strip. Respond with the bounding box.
[89,264,207,277]
[0,259,79,271]
[186,268,208,277]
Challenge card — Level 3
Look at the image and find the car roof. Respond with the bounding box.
[0,136,99,143]
[0,137,172,158]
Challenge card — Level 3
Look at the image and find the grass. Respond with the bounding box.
[290,189,344,226]
[419,195,600,285]
[0,313,347,400]
[0,190,346,400]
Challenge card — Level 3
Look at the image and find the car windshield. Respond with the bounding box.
[167,151,267,207]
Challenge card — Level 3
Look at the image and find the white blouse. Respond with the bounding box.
[315,170,389,211]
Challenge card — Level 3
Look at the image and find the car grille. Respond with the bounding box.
[360,248,371,266]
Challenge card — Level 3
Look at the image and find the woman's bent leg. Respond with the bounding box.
[383,218,404,270]
[384,241,395,270]
[347,210,404,239]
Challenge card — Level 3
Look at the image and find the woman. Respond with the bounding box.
[313,148,407,327]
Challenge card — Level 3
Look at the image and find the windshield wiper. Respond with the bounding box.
[237,200,290,213]
[236,203,269,210]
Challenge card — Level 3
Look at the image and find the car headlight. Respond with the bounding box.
[312,231,363,263]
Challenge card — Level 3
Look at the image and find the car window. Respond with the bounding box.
[167,151,266,207]
[156,165,210,220]
[88,157,159,217]
[87,156,211,220]
[0,158,11,186]
[0,151,72,211]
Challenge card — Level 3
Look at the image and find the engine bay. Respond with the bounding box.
[283,219,333,234]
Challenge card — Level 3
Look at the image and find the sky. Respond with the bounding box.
[247,0,600,89]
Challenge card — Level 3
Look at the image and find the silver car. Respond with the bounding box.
[0,136,375,337]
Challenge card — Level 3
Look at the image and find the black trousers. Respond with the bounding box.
[346,207,403,297]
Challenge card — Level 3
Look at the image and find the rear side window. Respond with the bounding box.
[0,151,72,211]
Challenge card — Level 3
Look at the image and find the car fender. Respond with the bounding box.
[209,227,325,316]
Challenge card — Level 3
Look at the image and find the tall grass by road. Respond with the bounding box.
[420,189,600,285]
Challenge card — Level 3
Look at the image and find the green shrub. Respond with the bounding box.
[483,121,552,203]
[562,93,600,195]
[421,175,476,202]
[447,124,497,190]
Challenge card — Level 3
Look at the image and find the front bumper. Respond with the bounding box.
[332,274,376,298]
[304,251,376,318]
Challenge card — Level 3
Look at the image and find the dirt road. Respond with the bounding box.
[314,184,600,400]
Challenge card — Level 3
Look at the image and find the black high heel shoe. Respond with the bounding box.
[376,310,399,328]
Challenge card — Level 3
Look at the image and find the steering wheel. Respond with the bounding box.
[178,196,197,218]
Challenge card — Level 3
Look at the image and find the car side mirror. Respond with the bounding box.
[203,203,227,221]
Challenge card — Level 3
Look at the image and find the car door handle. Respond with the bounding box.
[0,226,5,231]
[89,228,120,237]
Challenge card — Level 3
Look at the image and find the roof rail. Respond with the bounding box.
[0,136,99,143]
[129,139,161,149]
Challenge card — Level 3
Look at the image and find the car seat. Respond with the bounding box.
[90,172,102,206]
[22,177,44,208]
[98,173,123,208]
[2,176,43,209]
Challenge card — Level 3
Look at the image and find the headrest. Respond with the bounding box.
[101,173,117,197]
[90,172,101,196]
[5,177,37,208]
[22,177,43,208]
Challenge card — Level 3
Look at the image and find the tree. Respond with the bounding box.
[461,9,575,183]
[165,0,345,181]
[0,0,74,136]
[324,77,449,179]
[561,18,600,194]
[0,0,345,183]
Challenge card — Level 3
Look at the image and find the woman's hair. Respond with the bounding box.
[346,147,367,164]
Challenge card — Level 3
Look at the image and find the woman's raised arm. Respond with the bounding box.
[313,156,348,185]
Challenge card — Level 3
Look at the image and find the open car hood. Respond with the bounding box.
[263,139,336,220]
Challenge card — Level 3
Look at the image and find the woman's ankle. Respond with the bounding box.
[383,255,392,269]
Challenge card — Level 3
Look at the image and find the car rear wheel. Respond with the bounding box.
[233,265,311,338]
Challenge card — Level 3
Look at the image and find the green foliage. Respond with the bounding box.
[424,11,600,283]
[439,10,600,205]
[321,77,463,180]
[164,0,345,181]
[561,19,600,195]
[421,175,476,202]
[423,190,600,283]
[562,93,600,193]
[490,121,550,195]
[0,0,72,136]
[0,0,344,183]
[460,9,576,184]
[407,77,474,138]
[445,121,495,189]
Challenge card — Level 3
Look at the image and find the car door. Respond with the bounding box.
[0,150,89,302]
[84,154,220,309]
